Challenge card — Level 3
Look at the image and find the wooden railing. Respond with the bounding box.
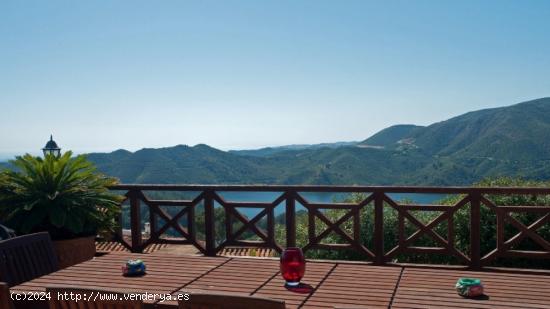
[110,185,550,269]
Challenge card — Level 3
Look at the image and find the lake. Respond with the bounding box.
[215,191,448,218]
[122,191,450,229]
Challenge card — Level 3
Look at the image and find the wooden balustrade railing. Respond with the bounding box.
[109,185,550,269]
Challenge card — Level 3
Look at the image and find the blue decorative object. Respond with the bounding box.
[122,259,146,276]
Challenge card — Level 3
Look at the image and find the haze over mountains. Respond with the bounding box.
[3,98,550,185]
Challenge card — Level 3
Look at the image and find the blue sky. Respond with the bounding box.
[1,0,549,157]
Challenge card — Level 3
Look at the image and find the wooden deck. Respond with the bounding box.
[96,241,274,257]
[392,267,550,309]
[10,252,550,309]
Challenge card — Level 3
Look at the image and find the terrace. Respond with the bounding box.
[6,184,550,308]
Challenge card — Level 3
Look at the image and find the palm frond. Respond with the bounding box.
[0,152,123,240]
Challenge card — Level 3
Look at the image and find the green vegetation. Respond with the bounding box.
[229,142,359,157]
[410,98,550,161]
[115,177,549,269]
[148,178,549,269]
[86,98,550,186]
[2,98,549,270]
[0,152,123,240]
[281,177,550,269]
[359,124,424,148]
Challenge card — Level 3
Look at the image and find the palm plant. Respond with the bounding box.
[0,152,123,240]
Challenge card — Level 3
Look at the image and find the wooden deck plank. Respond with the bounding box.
[183,258,280,292]
[392,267,550,309]
[253,262,335,309]
[156,258,282,308]
[11,253,228,308]
[8,251,550,309]
[301,264,402,309]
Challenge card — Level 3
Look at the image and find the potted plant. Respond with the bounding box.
[0,152,122,268]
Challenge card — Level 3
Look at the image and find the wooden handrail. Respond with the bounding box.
[110,184,550,270]
[110,184,550,194]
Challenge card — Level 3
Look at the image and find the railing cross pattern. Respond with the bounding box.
[480,196,550,252]
[136,191,191,239]
[384,195,470,263]
[298,193,375,258]
[112,185,550,268]
[214,193,285,253]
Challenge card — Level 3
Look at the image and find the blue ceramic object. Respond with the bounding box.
[122,259,146,276]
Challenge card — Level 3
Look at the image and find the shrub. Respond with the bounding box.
[0,152,123,240]
[281,177,550,269]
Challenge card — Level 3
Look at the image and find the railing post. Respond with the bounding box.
[469,192,481,270]
[149,211,157,237]
[188,205,196,242]
[286,191,296,248]
[115,207,124,243]
[496,208,504,253]
[204,190,216,256]
[129,190,143,253]
[373,191,385,265]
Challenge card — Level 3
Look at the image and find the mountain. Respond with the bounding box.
[87,144,431,185]
[359,125,424,149]
[88,145,269,184]
[411,98,550,161]
[79,97,550,185]
[229,141,358,157]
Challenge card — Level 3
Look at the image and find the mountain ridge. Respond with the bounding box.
[359,124,424,149]
[229,141,358,157]
[6,98,550,186]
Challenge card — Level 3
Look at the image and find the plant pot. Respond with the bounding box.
[53,236,96,269]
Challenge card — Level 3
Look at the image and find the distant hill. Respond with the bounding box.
[80,97,550,185]
[88,145,269,184]
[411,98,550,161]
[229,141,357,157]
[359,125,424,149]
[87,144,431,185]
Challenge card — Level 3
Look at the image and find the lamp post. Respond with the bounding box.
[42,135,61,158]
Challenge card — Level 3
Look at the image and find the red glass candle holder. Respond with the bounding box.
[280,247,306,286]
